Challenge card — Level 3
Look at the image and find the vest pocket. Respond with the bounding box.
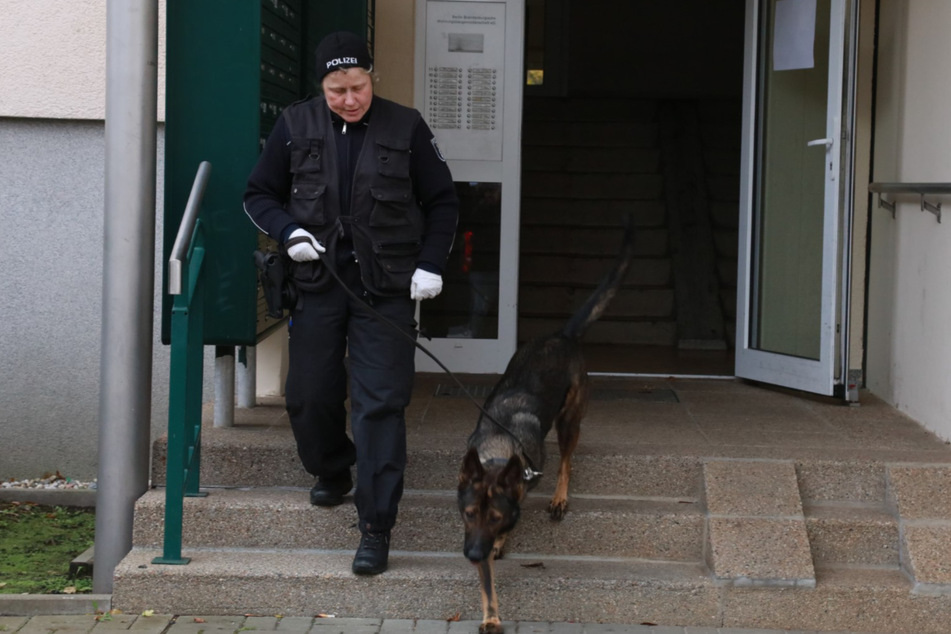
[288,182,327,225]
[375,138,411,178]
[290,138,323,173]
[369,185,414,226]
[371,240,420,292]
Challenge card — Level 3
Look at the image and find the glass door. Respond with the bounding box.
[735,0,853,395]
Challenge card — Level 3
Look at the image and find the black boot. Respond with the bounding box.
[352,529,390,575]
[309,472,353,507]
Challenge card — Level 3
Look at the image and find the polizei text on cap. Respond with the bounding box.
[327,56,359,69]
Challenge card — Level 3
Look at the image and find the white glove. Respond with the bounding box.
[410,268,443,301]
[285,228,326,262]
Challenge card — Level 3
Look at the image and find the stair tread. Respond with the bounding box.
[114,548,951,633]
[133,487,705,560]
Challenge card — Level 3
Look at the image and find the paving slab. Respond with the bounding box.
[0,597,111,619]
[165,615,248,634]
[0,617,29,632]
[14,615,98,634]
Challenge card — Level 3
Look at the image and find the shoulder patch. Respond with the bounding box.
[430,137,447,162]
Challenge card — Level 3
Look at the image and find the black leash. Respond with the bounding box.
[310,251,542,480]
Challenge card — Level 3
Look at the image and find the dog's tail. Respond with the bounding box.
[560,214,636,341]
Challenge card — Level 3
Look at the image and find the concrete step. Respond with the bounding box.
[522,145,660,174]
[518,286,674,320]
[804,503,900,568]
[521,172,663,200]
[112,549,716,626]
[517,316,678,346]
[522,120,657,148]
[519,199,666,227]
[519,255,671,287]
[519,226,668,257]
[888,465,951,590]
[110,548,951,633]
[153,425,707,499]
[524,97,659,122]
[132,488,705,562]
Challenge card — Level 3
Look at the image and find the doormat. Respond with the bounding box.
[435,384,679,403]
[435,384,495,399]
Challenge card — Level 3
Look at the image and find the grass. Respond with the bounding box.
[0,500,95,594]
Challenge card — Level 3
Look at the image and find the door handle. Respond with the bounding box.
[807,138,834,147]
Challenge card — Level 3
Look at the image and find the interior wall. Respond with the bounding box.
[375,0,416,107]
[566,0,745,98]
[867,0,951,442]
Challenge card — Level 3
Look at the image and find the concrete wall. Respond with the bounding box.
[0,119,214,480]
[0,0,190,481]
[866,0,951,442]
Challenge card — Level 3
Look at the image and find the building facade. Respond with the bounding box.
[1,0,949,481]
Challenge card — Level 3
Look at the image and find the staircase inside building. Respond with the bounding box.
[114,377,951,633]
[519,96,740,373]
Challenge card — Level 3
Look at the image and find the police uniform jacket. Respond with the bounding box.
[244,94,459,296]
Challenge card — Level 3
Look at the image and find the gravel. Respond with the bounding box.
[2,473,97,491]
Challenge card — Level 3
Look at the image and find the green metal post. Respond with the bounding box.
[154,222,207,565]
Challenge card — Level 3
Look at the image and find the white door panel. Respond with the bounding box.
[736,0,852,396]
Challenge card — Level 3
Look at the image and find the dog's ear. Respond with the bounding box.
[499,455,523,491]
[459,447,484,484]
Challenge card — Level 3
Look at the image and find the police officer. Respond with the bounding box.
[243,31,459,575]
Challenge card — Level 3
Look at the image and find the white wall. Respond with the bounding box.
[867,0,951,441]
[0,0,167,120]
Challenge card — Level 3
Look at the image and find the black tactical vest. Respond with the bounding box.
[281,95,425,295]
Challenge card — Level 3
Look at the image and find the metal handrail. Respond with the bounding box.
[169,161,212,294]
[868,181,950,222]
[153,161,212,566]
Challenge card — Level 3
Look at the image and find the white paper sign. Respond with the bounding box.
[773,0,816,71]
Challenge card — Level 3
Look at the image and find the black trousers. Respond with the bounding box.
[285,252,417,534]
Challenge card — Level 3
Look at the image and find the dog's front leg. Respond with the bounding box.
[476,557,503,634]
[492,533,508,560]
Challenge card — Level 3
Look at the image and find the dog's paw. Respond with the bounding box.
[548,499,568,520]
[479,619,504,634]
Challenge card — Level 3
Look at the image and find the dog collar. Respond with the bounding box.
[481,456,543,484]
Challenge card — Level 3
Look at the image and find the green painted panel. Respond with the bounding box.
[163,0,263,345]
[162,0,372,345]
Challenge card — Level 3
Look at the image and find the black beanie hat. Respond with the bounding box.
[314,31,372,81]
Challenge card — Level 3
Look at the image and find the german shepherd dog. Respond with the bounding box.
[457,218,635,634]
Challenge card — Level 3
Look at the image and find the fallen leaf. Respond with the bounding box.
[0,582,6,588]
[193,618,206,623]
[63,586,77,594]
[446,613,461,622]
[520,562,545,569]
[142,610,155,617]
